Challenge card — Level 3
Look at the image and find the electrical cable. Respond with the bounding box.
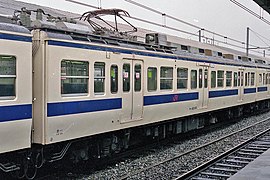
[65,0,267,56]
[230,0,270,26]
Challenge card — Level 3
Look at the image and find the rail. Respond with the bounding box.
[119,117,270,179]
[177,128,270,179]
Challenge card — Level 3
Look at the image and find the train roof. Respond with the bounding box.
[0,22,30,34]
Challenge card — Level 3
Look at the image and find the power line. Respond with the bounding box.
[65,0,267,55]
[230,0,270,26]
[124,0,247,46]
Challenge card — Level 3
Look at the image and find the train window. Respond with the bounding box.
[160,67,173,90]
[245,73,248,86]
[204,69,208,88]
[110,65,118,93]
[248,72,251,86]
[134,64,141,92]
[263,73,266,85]
[181,45,188,51]
[233,72,238,87]
[199,48,205,54]
[259,74,262,84]
[238,72,241,86]
[177,68,188,89]
[251,72,255,86]
[226,71,232,87]
[61,60,89,95]
[0,55,16,98]
[123,64,130,92]
[241,72,244,86]
[217,70,224,88]
[147,67,157,91]
[191,70,197,89]
[94,62,105,94]
[199,69,203,88]
[211,71,216,88]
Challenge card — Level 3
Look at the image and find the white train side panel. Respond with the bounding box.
[0,30,32,153]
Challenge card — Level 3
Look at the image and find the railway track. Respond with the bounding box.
[119,117,270,179]
[177,129,270,180]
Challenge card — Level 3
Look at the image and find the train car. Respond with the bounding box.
[1,8,270,179]
[0,23,32,154]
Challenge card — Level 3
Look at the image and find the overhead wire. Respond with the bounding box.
[124,0,248,46]
[65,0,268,55]
[230,0,270,26]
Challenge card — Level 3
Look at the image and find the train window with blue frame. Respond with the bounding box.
[160,67,173,90]
[0,55,16,98]
[217,70,224,87]
[233,72,238,87]
[94,62,105,94]
[191,70,197,89]
[226,71,232,87]
[110,65,118,93]
[211,71,216,88]
[61,60,89,95]
[177,68,188,89]
[147,67,157,91]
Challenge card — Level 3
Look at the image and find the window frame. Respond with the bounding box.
[177,67,188,90]
[0,55,16,100]
[191,70,197,89]
[211,71,216,88]
[233,72,238,87]
[94,62,106,95]
[217,70,224,88]
[160,66,173,90]
[110,64,118,94]
[226,71,232,87]
[147,67,157,92]
[61,59,89,97]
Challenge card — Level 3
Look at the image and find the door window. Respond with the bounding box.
[134,64,141,92]
[123,64,130,92]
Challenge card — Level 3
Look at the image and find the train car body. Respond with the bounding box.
[31,29,270,146]
[1,8,270,178]
[0,23,32,153]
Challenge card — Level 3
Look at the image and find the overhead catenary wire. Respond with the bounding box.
[250,28,270,46]
[65,0,268,55]
[124,0,249,46]
[230,0,270,26]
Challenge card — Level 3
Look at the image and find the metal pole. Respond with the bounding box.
[246,27,249,56]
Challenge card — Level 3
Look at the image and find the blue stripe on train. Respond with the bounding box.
[47,98,122,117]
[0,104,32,122]
[244,88,257,94]
[257,86,267,92]
[0,33,31,42]
[209,89,238,98]
[144,92,199,106]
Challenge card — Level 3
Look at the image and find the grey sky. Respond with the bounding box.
[17,0,270,56]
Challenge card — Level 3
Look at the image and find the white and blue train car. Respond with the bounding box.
[31,29,270,147]
[0,23,32,153]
